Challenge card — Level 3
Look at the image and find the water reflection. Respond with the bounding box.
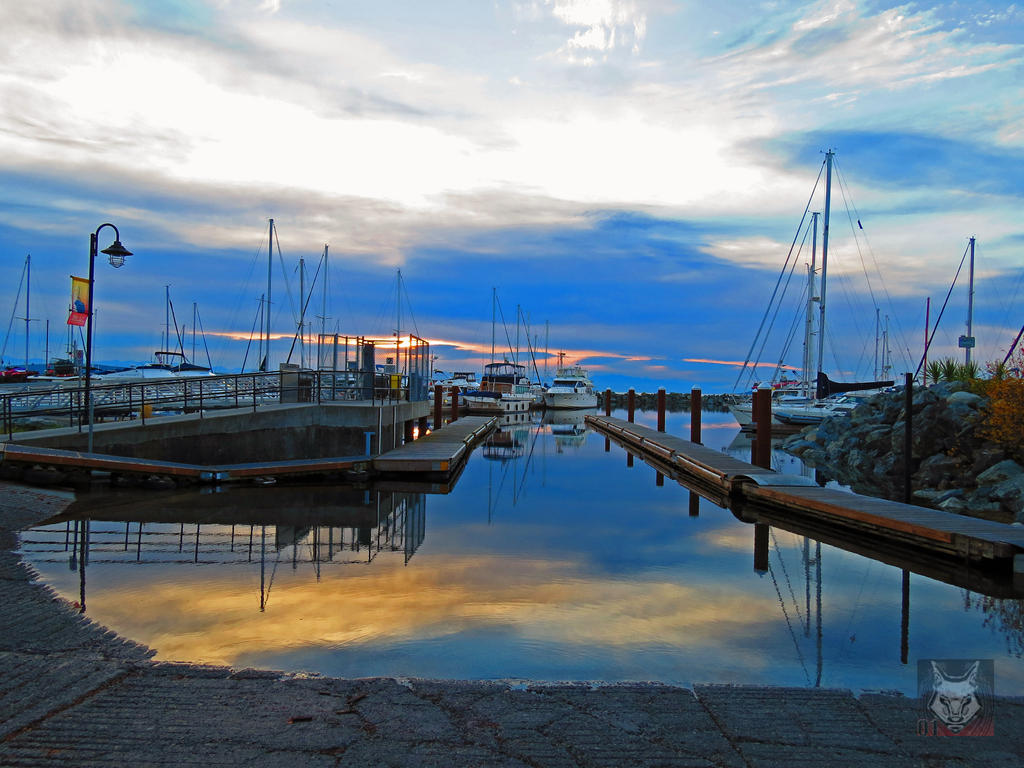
[16,409,1024,693]
[30,486,426,612]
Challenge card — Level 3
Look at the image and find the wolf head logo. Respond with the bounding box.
[928,661,982,734]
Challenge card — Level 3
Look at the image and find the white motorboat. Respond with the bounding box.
[542,364,597,409]
[462,361,533,414]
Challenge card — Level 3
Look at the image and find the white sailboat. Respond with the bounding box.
[730,151,892,427]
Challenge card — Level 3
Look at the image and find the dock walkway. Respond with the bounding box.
[0,415,495,484]
[588,415,1024,568]
[373,416,495,474]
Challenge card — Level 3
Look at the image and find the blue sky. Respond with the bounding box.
[2,0,1023,392]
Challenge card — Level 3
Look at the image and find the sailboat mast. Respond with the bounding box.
[165,285,170,356]
[299,257,306,369]
[802,213,819,398]
[490,287,496,365]
[321,245,328,339]
[265,218,274,371]
[965,236,976,365]
[815,150,834,392]
[24,255,31,368]
[192,302,197,362]
[396,268,401,372]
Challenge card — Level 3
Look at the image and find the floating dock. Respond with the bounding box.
[587,415,1024,576]
[0,415,496,485]
[373,416,495,475]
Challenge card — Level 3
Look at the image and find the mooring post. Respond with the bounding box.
[903,372,913,504]
[433,384,443,430]
[627,388,635,423]
[688,490,700,517]
[451,385,459,422]
[656,472,664,487]
[753,522,769,573]
[753,384,772,469]
[657,387,666,432]
[605,388,612,416]
[626,452,633,468]
[417,415,428,437]
[690,387,702,444]
[403,419,414,444]
[900,569,910,665]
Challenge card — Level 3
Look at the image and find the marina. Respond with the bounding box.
[12,407,1024,696]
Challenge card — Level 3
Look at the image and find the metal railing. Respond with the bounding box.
[1,368,429,440]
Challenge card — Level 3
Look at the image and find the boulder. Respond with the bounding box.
[977,459,1024,485]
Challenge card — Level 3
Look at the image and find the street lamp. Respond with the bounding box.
[84,223,132,453]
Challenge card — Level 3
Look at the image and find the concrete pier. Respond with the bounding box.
[1,483,1022,766]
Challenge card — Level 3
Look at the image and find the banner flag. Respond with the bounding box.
[67,276,89,326]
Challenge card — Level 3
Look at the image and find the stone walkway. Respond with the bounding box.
[0,481,1021,767]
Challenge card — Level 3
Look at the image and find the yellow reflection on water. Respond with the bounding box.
[83,552,780,667]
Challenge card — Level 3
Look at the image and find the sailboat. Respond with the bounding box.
[731,150,892,427]
[1,255,40,384]
[101,287,215,380]
[463,289,535,414]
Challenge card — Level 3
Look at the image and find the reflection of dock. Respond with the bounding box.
[24,487,427,610]
[588,415,1024,596]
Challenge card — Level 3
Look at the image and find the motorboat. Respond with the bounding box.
[463,361,533,414]
[542,364,597,409]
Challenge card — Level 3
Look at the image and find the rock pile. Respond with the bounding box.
[781,381,1024,523]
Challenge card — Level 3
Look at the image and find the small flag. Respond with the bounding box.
[67,276,89,326]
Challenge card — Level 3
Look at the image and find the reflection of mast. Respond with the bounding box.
[766,528,822,687]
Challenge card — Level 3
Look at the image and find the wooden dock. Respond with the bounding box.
[373,416,495,474]
[587,415,1024,574]
[0,443,365,482]
[0,416,494,484]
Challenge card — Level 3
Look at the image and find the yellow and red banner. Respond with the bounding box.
[67,276,89,326]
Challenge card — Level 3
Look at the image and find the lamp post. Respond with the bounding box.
[84,223,132,453]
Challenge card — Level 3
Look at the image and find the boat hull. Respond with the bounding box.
[543,391,598,409]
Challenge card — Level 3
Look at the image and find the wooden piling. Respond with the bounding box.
[433,384,443,430]
[903,372,912,504]
[451,385,460,422]
[754,522,769,572]
[418,415,428,437]
[753,385,771,469]
[656,388,666,432]
[690,387,702,444]
[627,388,635,423]
[605,388,612,416]
[403,419,415,444]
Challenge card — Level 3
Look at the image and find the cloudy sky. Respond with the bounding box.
[2,0,1022,392]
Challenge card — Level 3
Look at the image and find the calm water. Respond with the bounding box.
[19,409,1024,695]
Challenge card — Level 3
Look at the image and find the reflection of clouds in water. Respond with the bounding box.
[79,553,779,668]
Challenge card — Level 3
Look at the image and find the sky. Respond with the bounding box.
[1,0,1023,393]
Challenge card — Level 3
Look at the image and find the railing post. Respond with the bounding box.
[690,387,702,444]
[199,379,204,418]
[656,387,666,432]
[141,387,146,425]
